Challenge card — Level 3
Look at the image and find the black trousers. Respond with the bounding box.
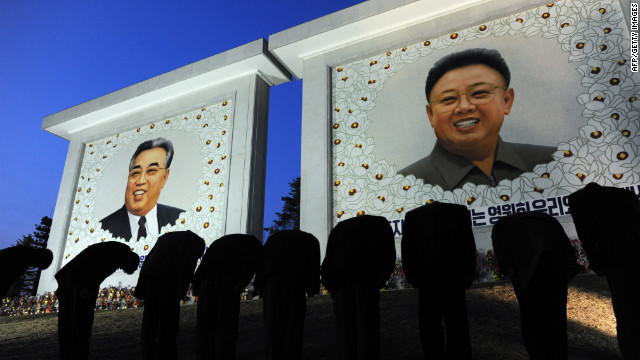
[330,276,381,360]
[418,283,471,359]
[606,262,640,360]
[196,272,242,360]
[516,253,568,360]
[57,280,98,360]
[140,281,181,360]
[262,276,307,360]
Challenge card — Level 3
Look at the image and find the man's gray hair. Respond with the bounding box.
[129,137,175,170]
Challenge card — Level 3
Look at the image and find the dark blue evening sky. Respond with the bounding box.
[0,0,364,249]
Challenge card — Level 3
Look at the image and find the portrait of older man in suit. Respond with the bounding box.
[399,48,556,190]
[100,137,184,241]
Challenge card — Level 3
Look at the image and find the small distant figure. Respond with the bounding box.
[191,233,263,360]
[135,230,205,360]
[401,202,476,359]
[256,230,320,360]
[321,215,396,360]
[492,212,578,359]
[568,182,640,359]
[0,245,53,298]
[55,241,139,360]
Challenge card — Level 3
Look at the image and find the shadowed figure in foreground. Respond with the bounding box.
[135,231,205,360]
[401,202,476,359]
[321,215,396,360]
[0,245,53,298]
[191,234,262,360]
[568,182,640,359]
[55,241,139,360]
[492,212,578,359]
[255,230,320,360]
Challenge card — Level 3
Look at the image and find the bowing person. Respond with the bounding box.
[321,215,396,360]
[492,212,578,359]
[135,230,205,360]
[568,182,640,359]
[0,245,53,298]
[55,241,139,360]
[401,202,476,359]
[191,234,262,360]
[256,230,320,360]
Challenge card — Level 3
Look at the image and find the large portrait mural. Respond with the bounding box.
[61,100,234,267]
[331,0,639,279]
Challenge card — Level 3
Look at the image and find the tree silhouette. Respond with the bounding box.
[264,177,300,237]
[13,216,51,295]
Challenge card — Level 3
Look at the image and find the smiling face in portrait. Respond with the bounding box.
[426,64,514,157]
[124,147,170,216]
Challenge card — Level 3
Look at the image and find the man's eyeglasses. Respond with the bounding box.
[128,166,166,183]
[431,83,508,114]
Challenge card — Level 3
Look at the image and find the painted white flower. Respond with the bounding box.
[397,44,421,63]
[577,82,621,112]
[342,112,369,135]
[556,12,586,44]
[493,14,531,36]
[366,161,398,187]
[354,89,376,111]
[334,66,357,96]
[361,71,389,93]
[463,23,494,41]
[345,135,375,157]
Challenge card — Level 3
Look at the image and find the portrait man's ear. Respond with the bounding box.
[426,104,435,128]
[161,168,170,189]
[503,88,515,116]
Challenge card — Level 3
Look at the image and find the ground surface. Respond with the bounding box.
[0,275,621,359]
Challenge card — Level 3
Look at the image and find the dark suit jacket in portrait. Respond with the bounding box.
[401,202,476,289]
[100,204,184,241]
[399,137,556,190]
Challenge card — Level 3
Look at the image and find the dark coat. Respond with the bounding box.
[0,246,53,297]
[401,202,477,289]
[191,234,263,296]
[256,230,320,296]
[100,204,184,241]
[491,211,577,297]
[134,231,205,300]
[55,242,139,288]
[567,182,640,276]
[321,215,396,291]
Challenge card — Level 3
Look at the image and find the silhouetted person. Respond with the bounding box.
[492,212,578,359]
[191,234,262,360]
[568,182,640,359]
[255,230,320,360]
[0,245,53,298]
[55,241,139,360]
[321,215,396,360]
[135,230,205,360]
[401,202,476,359]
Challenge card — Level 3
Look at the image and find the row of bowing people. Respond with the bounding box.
[2,182,637,359]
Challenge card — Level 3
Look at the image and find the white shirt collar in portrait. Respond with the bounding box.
[127,204,159,240]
